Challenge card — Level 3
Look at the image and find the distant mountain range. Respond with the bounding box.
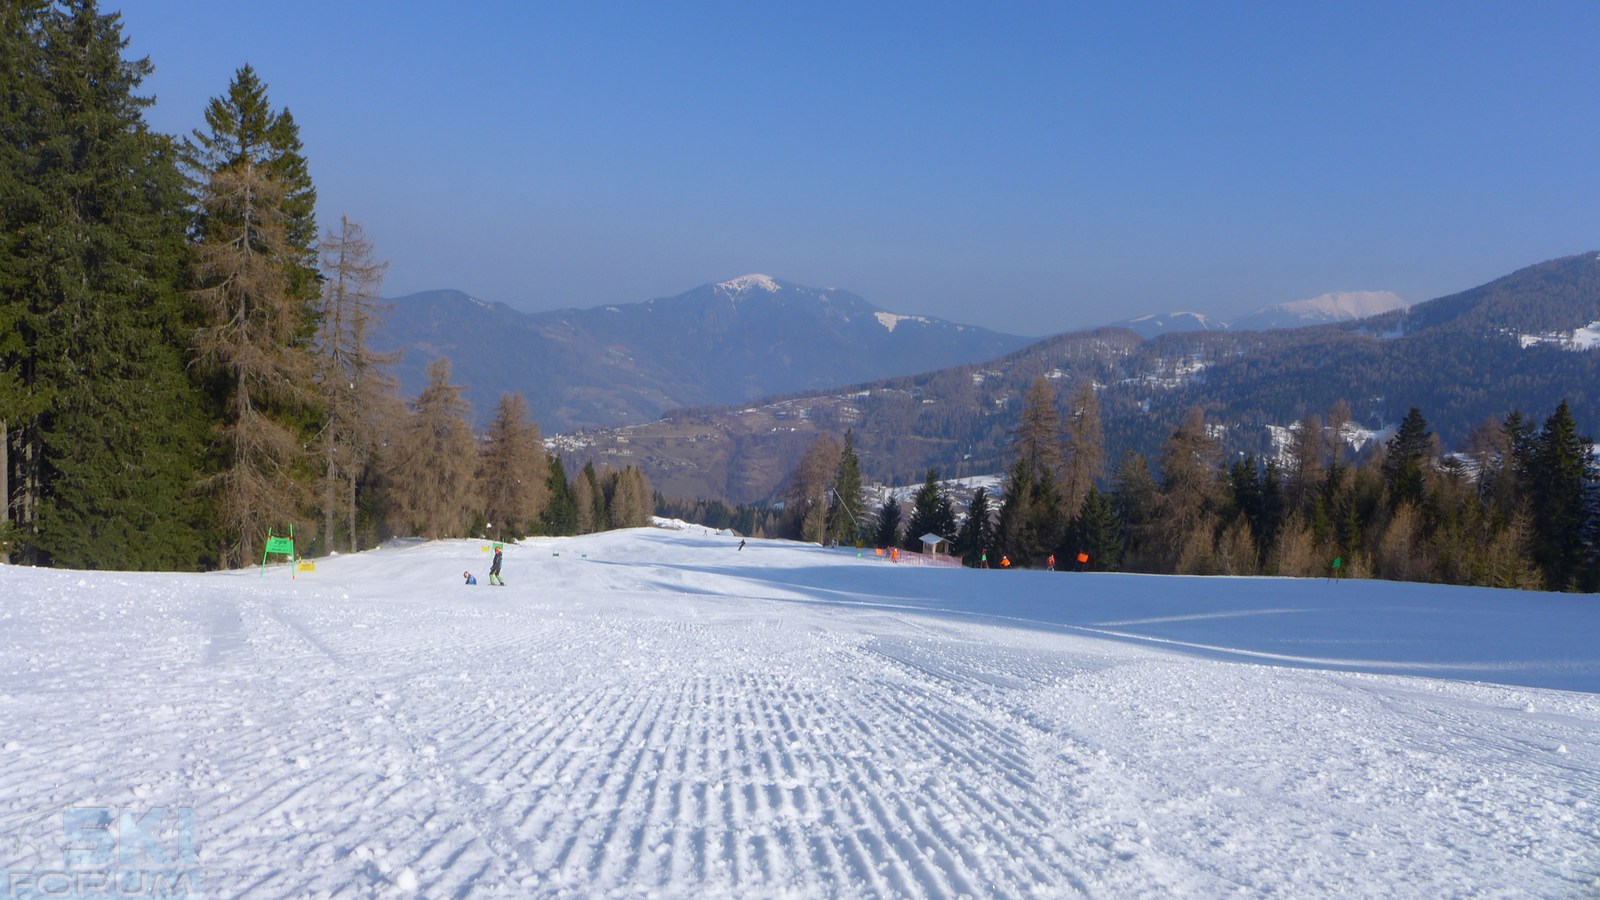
[554,254,1600,503]
[1113,290,1410,337]
[372,275,1033,432]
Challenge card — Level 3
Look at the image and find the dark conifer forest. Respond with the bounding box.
[0,3,646,569]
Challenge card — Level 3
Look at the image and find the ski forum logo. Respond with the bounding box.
[2,804,198,898]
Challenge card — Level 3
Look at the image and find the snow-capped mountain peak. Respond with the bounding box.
[1273,290,1408,320]
[716,274,782,297]
[1229,290,1408,331]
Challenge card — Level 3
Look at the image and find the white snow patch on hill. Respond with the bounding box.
[1,528,1597,896]
[1519,320,1600,351]
[873,311,930,332]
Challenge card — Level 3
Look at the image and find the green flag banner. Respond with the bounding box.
[261,527,298,578]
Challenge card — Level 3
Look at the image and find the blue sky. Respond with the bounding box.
[115,1,1600,336]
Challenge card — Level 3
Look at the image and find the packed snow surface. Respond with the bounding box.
[3,526,1598,897]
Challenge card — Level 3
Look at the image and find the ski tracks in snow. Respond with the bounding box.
[4,542,1599,897]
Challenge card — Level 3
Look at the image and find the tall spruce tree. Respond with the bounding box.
[0,1,48,561]
[187,66,321,566]
[903,468,957,551]
[185,64,317,327]
[825,430,864,545]
[995,457,1042,565]
[952,487,995,567]
[873,496,902,550]
[1383,406,1433,511]
[1527,400,1595,591]
[540,453,578,535]
[8,2,209,569]
[1065,486,1121,572]
[1111,450,1159,572]
[578,461,606,533]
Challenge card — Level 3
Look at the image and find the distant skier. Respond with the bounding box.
[738,539,746,551]
[463,571,477,585]
[1047,554,1055,571]
[979,548,989,569]
[489,545,504,586]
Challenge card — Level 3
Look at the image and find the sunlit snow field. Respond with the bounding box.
[2,523,1598,897]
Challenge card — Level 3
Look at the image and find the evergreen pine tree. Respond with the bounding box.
[1111,450,1159,572]
[540,453,578,535]
[1066,486,1121,571]
[0,1,49,562]
[12,2,210,569]
[1032,466,1067,565]
[952,487,994,567]
[187,67,321,566]
[579,461,606,533]
[184,64,318,330]
[1527,400,1594,590]
[826,430,864,545]
[1383,406,1433,510]
[995,457,1040,566]
[873,496,902,549]
[903,468,957,551]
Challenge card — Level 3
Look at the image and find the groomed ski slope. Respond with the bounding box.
[2,524,1598,897]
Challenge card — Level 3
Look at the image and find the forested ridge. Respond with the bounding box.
[570,255,1600,506]
[684,383,1598,593]
[1,2,646,570]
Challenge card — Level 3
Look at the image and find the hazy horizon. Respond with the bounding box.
[115,2,1600,333]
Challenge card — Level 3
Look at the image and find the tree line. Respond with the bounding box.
[0,3,646,570]
[766,375,1599,593]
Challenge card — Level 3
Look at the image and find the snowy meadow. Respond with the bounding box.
[2,524,1598,897]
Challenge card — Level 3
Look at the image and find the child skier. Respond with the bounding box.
[489,545,504,586]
